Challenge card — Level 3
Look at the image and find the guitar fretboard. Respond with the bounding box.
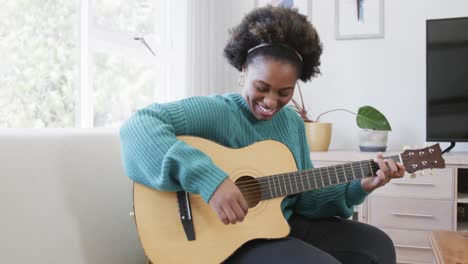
[254,155,400,200]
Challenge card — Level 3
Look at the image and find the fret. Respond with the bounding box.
[342,164,348,182]
[326,167,333,185]
[303,170,311,191]
[349,162,356,180]
[339,164,345,183]
[387,155,399,164]
[289,173,297,194]
[293,172,300,193]
[276,174,283,196]
[355,162,361,178]
[267,175,276,197]
[278,174,283,196]
[312,169,318,189]
[282,174,288,195]
[323,167,330,186]
[326,166,337,185]
[299,171,305,192]
[294,173,301,193]
[273,175,279,197]
[325,167,331,185]
[334,165,340,184]
[368,160,375,176]
[318,167,325,187]
[266,176,273,199]
[395,155,401,163]
[286,173,293,194]
[359,160,366,178]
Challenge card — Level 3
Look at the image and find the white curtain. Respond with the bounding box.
[185,0,251,97]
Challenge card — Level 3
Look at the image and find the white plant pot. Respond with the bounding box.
[358,129,389,152]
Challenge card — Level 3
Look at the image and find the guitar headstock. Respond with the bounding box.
[400,144,445,173]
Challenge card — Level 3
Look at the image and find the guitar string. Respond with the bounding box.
[236,164,397,201]
[235,162,382,195]
[208,152,437,203]
[236,165,423,200]
[237,162,394,193]
[231,155,423,196]
[235,155,405,189]
[235,156,415,194]
[234,153,421,190]
[237,170,376,198]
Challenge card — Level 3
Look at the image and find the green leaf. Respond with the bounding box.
[356,106,392,131]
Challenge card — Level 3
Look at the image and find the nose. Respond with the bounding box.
[263,94,278,109]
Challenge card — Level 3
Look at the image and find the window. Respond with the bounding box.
[0,0,78,128]
[0,0,185,128]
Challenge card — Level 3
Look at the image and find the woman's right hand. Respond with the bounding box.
[209,178,249,225]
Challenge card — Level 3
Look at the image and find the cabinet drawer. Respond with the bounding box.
[372,168,454,199]
[380,227,434,263]
[395,246,433,264]
[381,227,432,248]
[368,196,453,230]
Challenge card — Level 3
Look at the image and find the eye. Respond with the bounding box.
[279,91,291,97]
[256,86,268,92]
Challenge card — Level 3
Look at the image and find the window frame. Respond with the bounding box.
[76,0,186,128]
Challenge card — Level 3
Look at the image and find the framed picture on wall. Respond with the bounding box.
[335,0,384,40]
[256,0,312,20]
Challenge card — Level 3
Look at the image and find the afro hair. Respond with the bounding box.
[224,5,323,82]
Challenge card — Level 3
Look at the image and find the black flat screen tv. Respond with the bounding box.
[426,17,468,146]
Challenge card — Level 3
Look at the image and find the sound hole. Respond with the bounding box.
[235,176,262,208]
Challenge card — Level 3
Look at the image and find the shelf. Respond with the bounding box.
[457,221,468,232]
[459,193,468,203]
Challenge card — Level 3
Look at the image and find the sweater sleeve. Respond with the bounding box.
[119,97,229,203]
[293,118,369,219]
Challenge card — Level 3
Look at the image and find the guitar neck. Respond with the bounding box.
[256,155,401,200]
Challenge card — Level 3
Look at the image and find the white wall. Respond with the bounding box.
[304,0,468,152]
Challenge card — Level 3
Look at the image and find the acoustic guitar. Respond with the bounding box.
[133,136,445,263]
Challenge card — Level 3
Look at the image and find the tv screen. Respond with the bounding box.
[426,17,468,142]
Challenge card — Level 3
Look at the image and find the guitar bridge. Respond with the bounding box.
[177,191,196,241]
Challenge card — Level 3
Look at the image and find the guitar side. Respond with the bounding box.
[133,136,299,263]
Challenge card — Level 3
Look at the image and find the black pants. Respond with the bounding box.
[225,214,396,264]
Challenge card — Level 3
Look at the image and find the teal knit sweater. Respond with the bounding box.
[120,93,368,220]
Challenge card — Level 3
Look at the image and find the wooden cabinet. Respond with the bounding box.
[311,150,468,264]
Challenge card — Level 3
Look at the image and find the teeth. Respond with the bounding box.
[259,105,274,112]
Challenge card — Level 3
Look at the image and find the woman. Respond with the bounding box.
[120,6,405,264]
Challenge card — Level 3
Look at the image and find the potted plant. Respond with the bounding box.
[355,106,392,152]
[315,106,392,152]
[291,85,332,151]
[291,85,392,152]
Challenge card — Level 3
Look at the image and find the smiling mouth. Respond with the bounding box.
[257,103,276,116]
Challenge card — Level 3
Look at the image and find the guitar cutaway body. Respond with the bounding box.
[133,136,298,263]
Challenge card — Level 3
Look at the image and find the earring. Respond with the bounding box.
[238,72,245,87]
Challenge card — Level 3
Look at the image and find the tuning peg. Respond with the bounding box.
[414,145,419,149]
[403,145,411,150]
[129,211,135,217]
[410,173,417,178]
[420,170,425,176]
[429,170,434,176]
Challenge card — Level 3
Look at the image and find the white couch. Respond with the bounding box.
[0,129,145,264]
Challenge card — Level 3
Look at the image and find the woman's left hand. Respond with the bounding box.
[360,153,406,193]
